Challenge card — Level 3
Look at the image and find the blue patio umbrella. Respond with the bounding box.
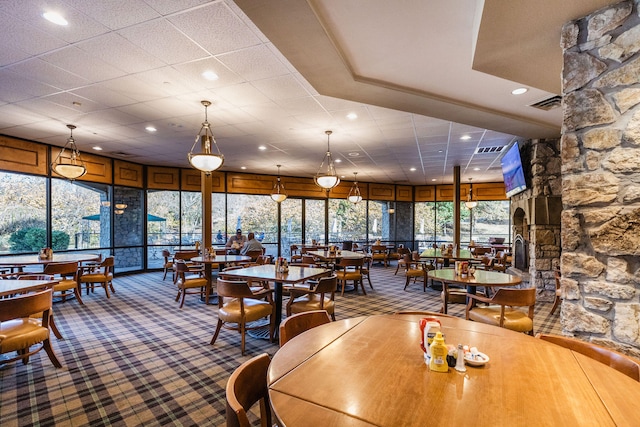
[82,214,166,221]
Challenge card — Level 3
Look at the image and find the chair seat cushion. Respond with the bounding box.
[54,279,78,292]
[468,306,533,332]
[80,273,113,282]
[336,271,361,281]
[290,295,335,315]
[180,277,207,289]
[0,319,49,353]
[406,269,424,278]
[219,299,272,323]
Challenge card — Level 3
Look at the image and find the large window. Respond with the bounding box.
[471,200,511,244]
[147,190,180,268]
[415,202,436,251]
[0,172,46,254]
[328,198,366,245]
[181,191,202,245]
[52,179,111,251]
[281,198,302,258]
[227,194,277,255]
[304,199,325,245]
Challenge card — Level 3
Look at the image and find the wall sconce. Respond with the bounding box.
[115,203,128,210]
[388,202,395,214]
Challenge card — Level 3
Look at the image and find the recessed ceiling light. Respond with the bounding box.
[145,126,157,132]
[431,178,437,182]
[512,87,528,95]
[72,101,82,106]
[241,166,247,170]
[473,167,480,171]
[202,71,219,81]
[346,112,358,120]
[93,146,103,151]
[335,159,342,163]
[43,11,68,26]
[348,152,360,157]
[409,167,416,172]
[460,135,471,140]
[258,145,266,151]
[438,150,444,153]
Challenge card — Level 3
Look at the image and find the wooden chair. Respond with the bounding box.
[551,269,562,315]
[286,275,337,321]
[211,278,275,355]
[174,260,208,308]
[370,245,388,267]
[279,310,331,347]
[161,249,174,281]
[536,333,640,381]
[0,289,62,368]
[360,255,374,290]
[466,287,536,335]
[394,310,455,318]
[172,251,202,283]
[245,250,263,262]
[335,258,364,296]
[226,353,272,427]
[44,261,83,305]
[440,282,468,314]
[402,254,433,291]
[78,256,115,298]
[17,274,63,339]
[394,247,412,275]
[290,245,302,263]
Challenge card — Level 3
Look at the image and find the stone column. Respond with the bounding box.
[561,0,640,357]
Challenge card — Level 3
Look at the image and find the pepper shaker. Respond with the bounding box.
[455,344,467,372]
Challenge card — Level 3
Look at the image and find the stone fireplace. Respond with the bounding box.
[508,139,562,302]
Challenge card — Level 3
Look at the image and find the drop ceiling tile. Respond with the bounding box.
[214,83,271,108]
[0,70,60,103]
[143,0,211,16]
[278,96,326,116]
[217,44,290,81]
[41,46,127,82]
[66,0,160,30]
[0,11,68,57]
[172,58,245,89]
[76,33,165,74]
[71,84,138,108]
[8,58,89,91]
[99,75,169,103]
[167,2,261,55]
[252,75,309,101]
[119,19,209,64]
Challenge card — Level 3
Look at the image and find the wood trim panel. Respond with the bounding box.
[436,185,469,201]
[180,170,225,192]
[147,166,180,190]
[114,160,143,188]
[278,176,324,198]
[396,185,413,201]
[0,136,47,176]
[415,186,436,202]
[369,183,395,201]
[474,182,507,200]
[55,150,112,184]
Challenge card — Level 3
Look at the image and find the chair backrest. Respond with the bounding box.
[0,289,53,323]
[337,257,363,268]
[44,261,79,278]
[174,251,198,261]
[245,250,263,261]
[312,275,337,294]
[536,334,640,381]
[18,273,54,280]
[372,245,387,253]
[217,278,256,299]
[162,249,172,261]
[301,255,316,264]
[490,287,536,307]
[279,310,331,346]
[226,353,272,427]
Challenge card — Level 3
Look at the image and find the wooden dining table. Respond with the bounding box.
[420,248,475,267]
[219,264,330,330]
[0,253,101,268]
[190,255,251,304]
[0,279,59,298]
[428,268,522,313]
[268,313,640,426]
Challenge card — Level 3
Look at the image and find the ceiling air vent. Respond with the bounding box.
[529,95,562,111]
[111,151,134,157]
[474,146,504,154]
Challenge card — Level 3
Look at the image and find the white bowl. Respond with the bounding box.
[464,351,489,367]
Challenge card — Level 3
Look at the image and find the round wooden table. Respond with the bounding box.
[268,314,640,426]
[0,253,101,269]
[428,268,522,313]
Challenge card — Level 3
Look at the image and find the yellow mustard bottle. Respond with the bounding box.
[429,331,449,373]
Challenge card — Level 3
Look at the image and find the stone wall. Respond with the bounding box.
[561,0,640,357]
[509,139,562,301]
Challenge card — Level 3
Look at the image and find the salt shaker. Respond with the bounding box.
[455,344,467,372]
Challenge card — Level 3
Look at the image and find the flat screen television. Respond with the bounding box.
[501,142,527,198]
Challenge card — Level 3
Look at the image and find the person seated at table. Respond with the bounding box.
[240,232,264,256]
[226,229,248,254]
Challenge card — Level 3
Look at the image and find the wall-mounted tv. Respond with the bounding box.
[501,142,527,198]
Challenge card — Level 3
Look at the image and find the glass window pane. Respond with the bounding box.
[415,202,436,251]
[281,198,302,259]
[181,191,202,246]
[435,202,453,245]
[305,199,325,245]
[368,201,394,244]
[52,178,110,251]
[0,172,47,254]
[471,200,511,245]
[460,202,471,246]
[147,190,180,268]
[328,199,366,246]
[227,194,277,254]
[212,193,226,244]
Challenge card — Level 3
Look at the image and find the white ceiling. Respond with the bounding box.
[0,0,617,185]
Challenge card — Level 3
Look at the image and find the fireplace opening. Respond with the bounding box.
[514,234,528,271]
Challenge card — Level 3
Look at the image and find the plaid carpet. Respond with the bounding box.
[0,264,562,426]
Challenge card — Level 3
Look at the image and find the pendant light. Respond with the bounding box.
[188,100,224,174]
[465,178,478,209]
[314,130,340,190]
[51,124,87,180]
[347,172,362,204]
[270,164,287,202]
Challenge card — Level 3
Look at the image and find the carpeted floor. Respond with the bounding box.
[0,264,562,426]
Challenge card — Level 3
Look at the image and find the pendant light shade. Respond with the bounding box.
[270,164,287,202]
[465,178,478,209]
[188,100,224,173]
[347,172,362,204]
[51,124,87,180]
[314,130,340,190]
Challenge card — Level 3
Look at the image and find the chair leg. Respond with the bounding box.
[74,285,84,305]
[163,269,168,280]
[404,276,410,290]
[43,339,62,368]
[50,315,63,340]
[109,281,115,294]
[103,282,110,299]
[359,279,367,295]
[210,319,223,345]
[240,322,246,356]
[340,280,346,297]
[179,289,187,309]
[550,296,561,315]
[394,264,400,275]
